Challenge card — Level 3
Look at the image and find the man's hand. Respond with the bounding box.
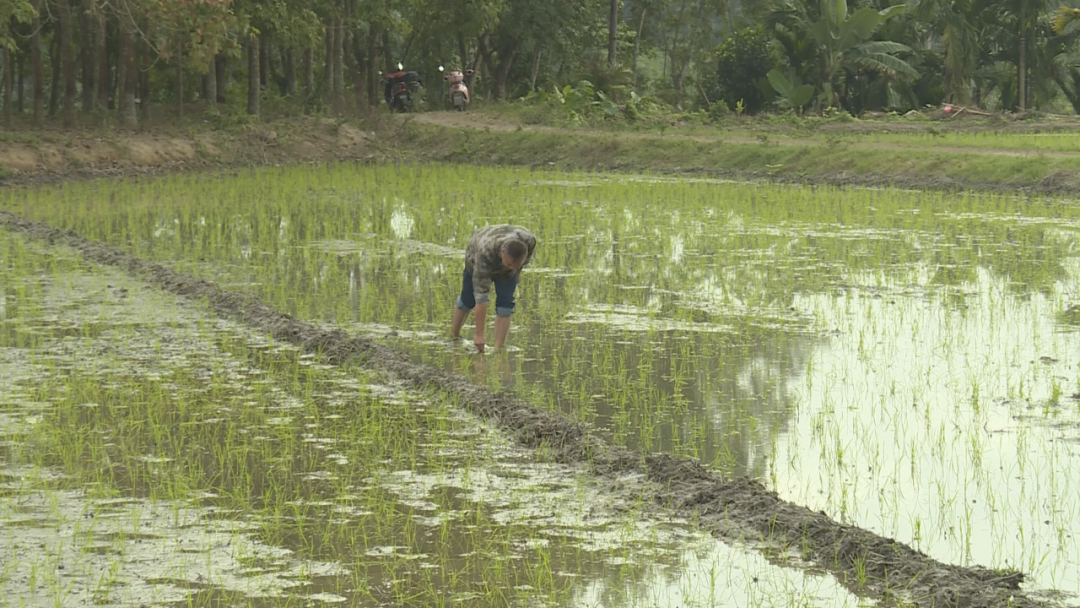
[474,302,488,354]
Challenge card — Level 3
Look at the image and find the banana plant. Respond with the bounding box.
[766,69,814,111]
[770,0,919,110]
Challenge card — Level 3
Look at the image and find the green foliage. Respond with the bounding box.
[209,106,261,129]
[768,0,918,112]
[713,27,777,114]
[0,0,34,51]
[707,97,731,122]
[766,69,814,111]
[7,0,1080,123]
[522,81,664,124]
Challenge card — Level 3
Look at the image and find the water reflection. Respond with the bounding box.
[0,235,864,608]
[7,165,1080,600]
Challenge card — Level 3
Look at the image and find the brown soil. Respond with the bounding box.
[0,116,384,184]
[5,111,1080,196]
[0,208,1048,608]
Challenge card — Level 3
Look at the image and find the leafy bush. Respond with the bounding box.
[714,27,777,115]
[707,99,731,122]
[522,81,659,123]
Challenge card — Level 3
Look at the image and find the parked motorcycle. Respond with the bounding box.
[383,63,423,112]
[439,66,475,111]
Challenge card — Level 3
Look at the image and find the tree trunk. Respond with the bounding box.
[302,48,313,97]
[80,4,96,113]
[1018,0,1026,112]
[350,33,364,107]
[491,44,519,100]
[325,21,335,91]
[139,21,150,125]
[340,2,351,101]
[633,7,646,85]
[215,54,227,103]
[17,49,24,113]
[366,30,378,106]
[457,32,469,71]
[1017,39,1026,111]
[529,47,541,92]
[333,19,344,101]
[118,25,129,120]
[458,34,481,96]
[342,32,353,89]
[284,47,297,96]
[259,35,270,88]
[32,0,43,127]
[176,35,184,119]
[3,48,12,127]
[97,10,109,113]
[608,0,619,69]
[400,31,416,65]
[247,36,260,115]
[57,0,77,127]
[383,29,394,72]
[48,27,60,117]
[118,24,138,128]
[667,0,687,97]
[206,54,217,112]
[478,34,494,99]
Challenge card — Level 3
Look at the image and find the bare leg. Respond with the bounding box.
[451,307,468,338]
[494,315,511,348]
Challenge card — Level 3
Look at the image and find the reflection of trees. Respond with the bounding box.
[22,169,1080,485]
[409,217,1074,483]
[508,318,816,480]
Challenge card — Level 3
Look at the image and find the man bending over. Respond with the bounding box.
[451,224,537,353]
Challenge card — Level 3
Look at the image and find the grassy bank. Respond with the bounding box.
[3,107,1080,193]
[398,111,1080,193]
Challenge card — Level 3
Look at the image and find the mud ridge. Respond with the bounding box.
[0,209,1048,608]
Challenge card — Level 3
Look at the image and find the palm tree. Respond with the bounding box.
[1046,6,1080,112]
[1000,0,1055,110]
[1052,6,1080,34]
[913,0,984,103]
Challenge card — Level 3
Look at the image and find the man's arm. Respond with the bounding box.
[471,270,494,353]
[473,303,488,352]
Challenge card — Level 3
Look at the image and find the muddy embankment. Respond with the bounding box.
[0,209,1045,608]
[6,113,1080,197]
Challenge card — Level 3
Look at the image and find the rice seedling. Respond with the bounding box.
[0,228,863,606]
[5,160,1080,604]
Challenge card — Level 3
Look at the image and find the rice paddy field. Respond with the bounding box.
[3,163,1080,607]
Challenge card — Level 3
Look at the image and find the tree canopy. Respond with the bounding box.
[1,0,1079,126]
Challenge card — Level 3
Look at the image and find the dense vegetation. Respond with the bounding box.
[3,0,1080,127]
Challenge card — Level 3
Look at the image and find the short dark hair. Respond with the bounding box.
[503,239,528,261]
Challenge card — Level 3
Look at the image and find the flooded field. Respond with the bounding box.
[3,163,1080,606]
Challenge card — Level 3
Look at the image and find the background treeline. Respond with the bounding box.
[3,0,1080,128]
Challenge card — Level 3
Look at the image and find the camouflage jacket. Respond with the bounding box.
[465,224,537,304]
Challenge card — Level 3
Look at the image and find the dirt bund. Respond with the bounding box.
[0,209,1044,608]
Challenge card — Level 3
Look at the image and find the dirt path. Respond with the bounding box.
[0,208,1050,608]
[412,111,1080,159]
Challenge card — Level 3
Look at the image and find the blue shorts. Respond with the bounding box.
[455,268,518,317]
